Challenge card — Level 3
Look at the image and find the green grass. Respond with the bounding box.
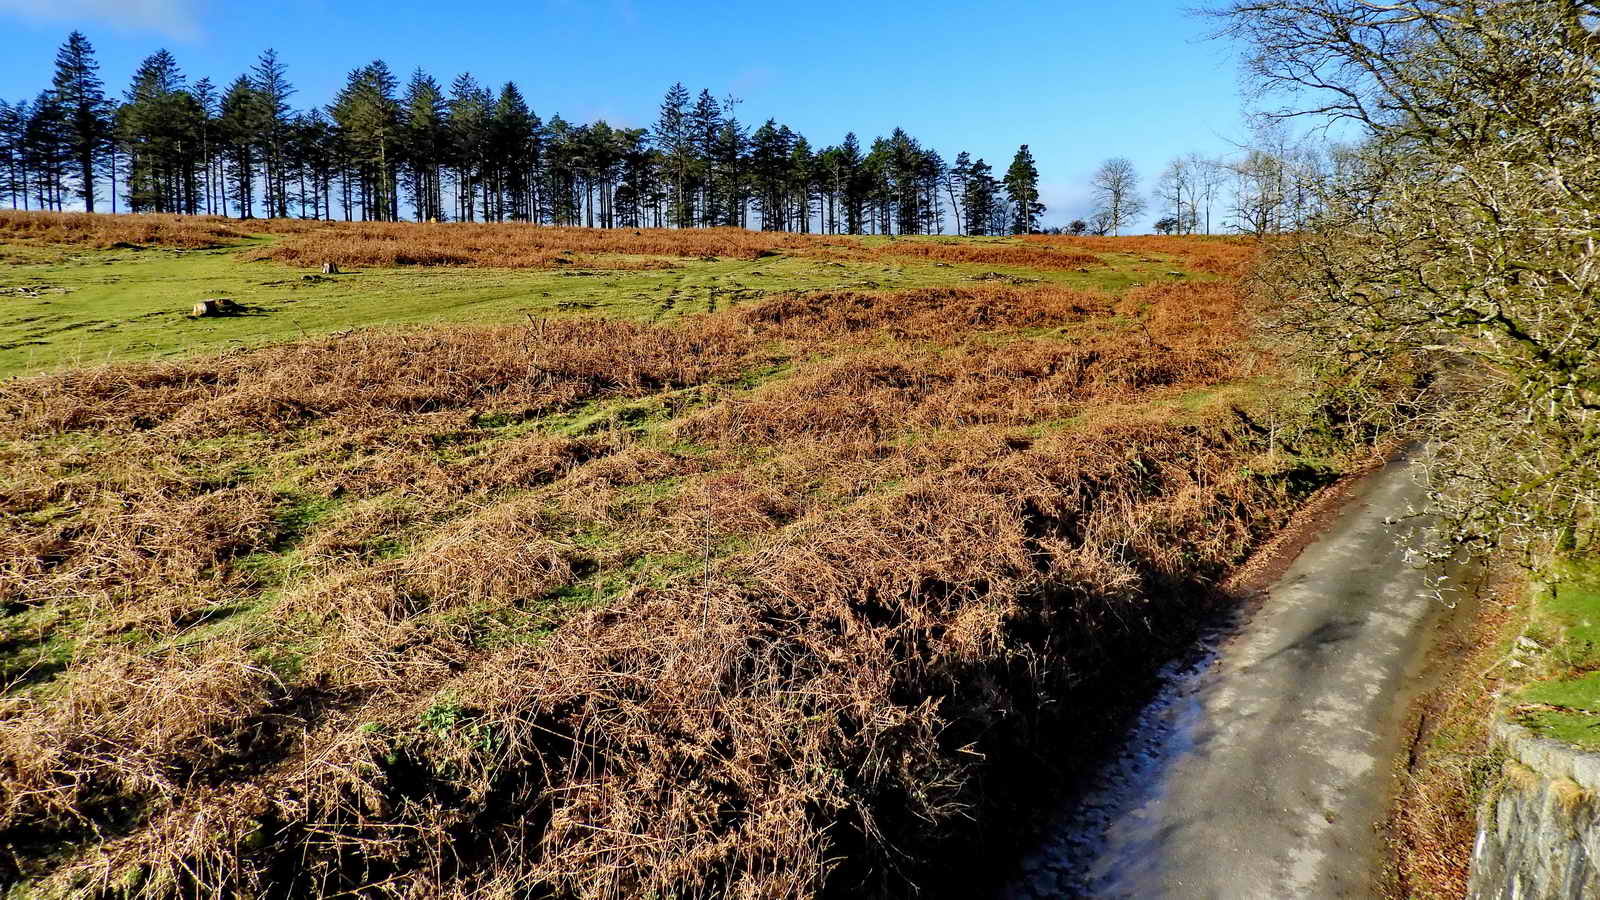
[1533,558,1600,654]
[1509,555,1600,748]
[0,234,1188,379]
[0,603,77,694]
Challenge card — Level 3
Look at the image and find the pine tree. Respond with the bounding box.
[0,99,26,208]
[121,50,204,213]
[526,107,547,224]
[1002,144,1044,234]
[50,31,112,212]
[788,133,815,232]
[687,89,720,225]
[839,132,866,234]
[654,83,692,227]
[543,114,580,226]
[749,119,795,231]
[401,69,447,222]
[330,61,400,221]
[289,109,335,218]
[581,122,603,227]
[612,126,651,227]
[814,145,841,233]
[250,49,295,218]
[884,128,925,234]
[491,82,536,222]
[189,77,219,214]
[8,44,1012,228]
[711,105,748,227]
[962,157,998,236]
[863,136,893,234]
[947,151,972,235]
[919,147,946,234]
[218,75,260,217]
[445,73,488,221]
[23,91,71,210]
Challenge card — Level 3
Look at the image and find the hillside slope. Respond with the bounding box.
[0,226,1349,898]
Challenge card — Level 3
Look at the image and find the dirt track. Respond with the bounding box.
[1001,450,1471,898]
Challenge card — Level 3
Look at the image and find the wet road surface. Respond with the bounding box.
[1001,452,1469,899]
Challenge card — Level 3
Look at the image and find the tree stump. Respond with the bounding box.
[190,298,238,317]
[322,262,340,275]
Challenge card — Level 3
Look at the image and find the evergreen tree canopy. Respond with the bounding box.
[5,35,1048,233]
[50,31,112,212]
[1002,144,1044,234]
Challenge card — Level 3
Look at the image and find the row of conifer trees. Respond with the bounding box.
[1,32,1047,234]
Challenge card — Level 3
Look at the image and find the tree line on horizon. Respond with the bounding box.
[0,33,1053,235]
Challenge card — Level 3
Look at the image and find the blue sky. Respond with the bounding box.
[0,0,1254,228]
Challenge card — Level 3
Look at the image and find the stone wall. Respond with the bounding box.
[1467,720,1600,899]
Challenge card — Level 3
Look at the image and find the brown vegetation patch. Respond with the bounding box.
[736,283,1111,343]
[52,423,1300,900]
[0,316,755,437]
[0,211,1254,278]
[1384,566,1523,898]
[1027,233,1262,277]
[0,648,284,835]
[399,498,584,609]
[0,249,1345,899]
[681,340,1232,446]
[244,223,1113,272]
[0,211,256,249]
[0,211,852,268]
[238,220,854,269]
[1120,280,1254,348]
[1,480,280,611]
[839,238,1102,270]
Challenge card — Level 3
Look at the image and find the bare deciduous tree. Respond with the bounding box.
[1089,156,1146,235]
[1215,0,1600,556]
[1187,152,1225,234]
[1155,156,1196,234]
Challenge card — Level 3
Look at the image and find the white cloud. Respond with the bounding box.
[1038,181,1094,227]
[0,0,204,40]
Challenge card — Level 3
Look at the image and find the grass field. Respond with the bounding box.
[0,213,1353,899]
[0,241,1182,379]
[0,213,1196,379]
[1508,558,1600,748]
